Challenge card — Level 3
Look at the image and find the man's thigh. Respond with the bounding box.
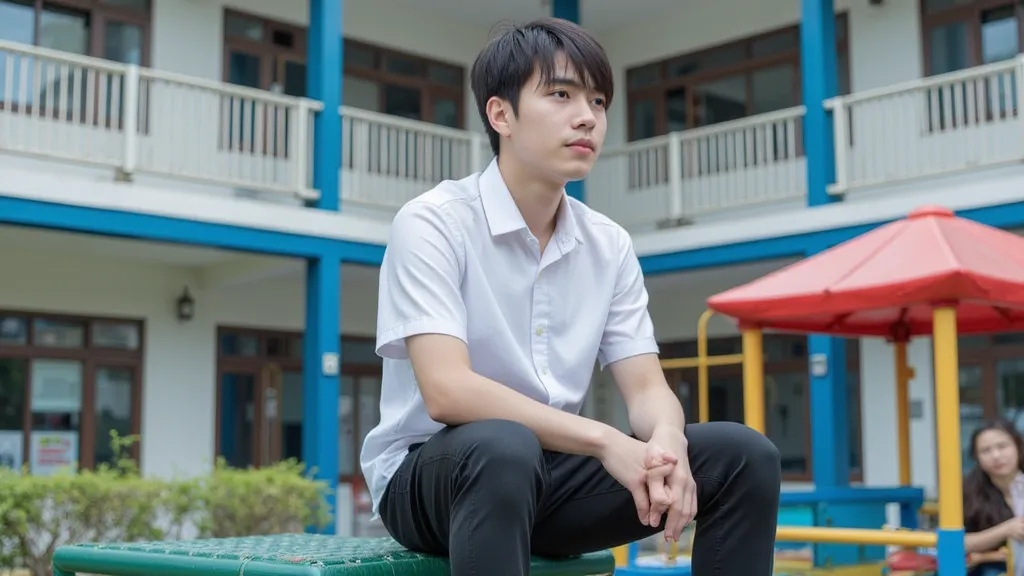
[379,419,546,554]
[531,450,661,557]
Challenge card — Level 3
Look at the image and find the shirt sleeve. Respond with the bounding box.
[375,200,468,360]
[597,228,660,369]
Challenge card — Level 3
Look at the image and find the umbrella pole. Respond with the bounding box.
[741,327,765,434]
[894,340,913,486]
[932,305,965,575]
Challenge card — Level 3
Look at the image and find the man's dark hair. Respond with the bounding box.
[470,17,614,156]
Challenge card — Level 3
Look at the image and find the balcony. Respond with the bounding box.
[0,40,490,214]
[829,56,1024,195]
[2,38,1022,229]
[587,107,808,230]
[0,40,320,204]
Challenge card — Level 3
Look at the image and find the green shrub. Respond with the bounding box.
[0,433,332,576]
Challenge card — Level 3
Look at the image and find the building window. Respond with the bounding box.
[661,334,862,482]
[222,10,464,128]
[957,332,1024,472]
[0,311,143,474]
[625,16,850,141]
[0,0,150,64]
[922,0,1022,75]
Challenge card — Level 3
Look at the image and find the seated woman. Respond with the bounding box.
[964,418,1024,576]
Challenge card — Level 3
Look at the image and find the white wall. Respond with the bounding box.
[0,244,378,481]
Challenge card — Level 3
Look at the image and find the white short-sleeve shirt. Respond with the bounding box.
[359,158,660,514]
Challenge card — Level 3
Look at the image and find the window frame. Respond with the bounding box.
[920,0,1024,76]
[221,9,465,128]
[0,309,144,472]
[2,0,152,64]
[624,14,850,142]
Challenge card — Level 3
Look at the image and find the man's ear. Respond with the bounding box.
[485,96,513,139]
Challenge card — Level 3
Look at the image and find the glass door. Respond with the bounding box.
[258,363,283,466]
[960,363,989,472]
[219,368,258,469]
[218,363,289,469]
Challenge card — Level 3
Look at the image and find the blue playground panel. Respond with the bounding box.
[778,487,925,569]
[614,486,925,575]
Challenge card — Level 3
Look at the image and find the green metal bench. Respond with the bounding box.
[52,534,616,576]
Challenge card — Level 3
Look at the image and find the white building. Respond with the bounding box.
[0,0,1022,537]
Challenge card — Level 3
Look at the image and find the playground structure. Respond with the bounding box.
[616,205,1024,574]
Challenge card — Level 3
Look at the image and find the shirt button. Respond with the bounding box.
[535,325,544,335]
[541,366,549,375]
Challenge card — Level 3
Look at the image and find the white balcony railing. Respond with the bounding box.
[829,56,1024,194]
[339,106,491,210]
[587,107,807,229]
[0,40,321,200]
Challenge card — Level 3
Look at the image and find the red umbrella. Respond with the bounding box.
[706,206,1024,338]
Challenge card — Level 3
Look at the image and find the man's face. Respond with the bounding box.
[501,52,607,186]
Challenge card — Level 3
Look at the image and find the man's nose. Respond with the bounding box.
[572,99,597,130]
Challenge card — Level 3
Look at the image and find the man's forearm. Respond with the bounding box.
[627,384,686,442]
[426,368,617,458]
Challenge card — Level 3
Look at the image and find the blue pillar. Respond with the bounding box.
[800,0,838,206]
[302,256,341,533]
[808,334,850,487]
[552,0,585,203]
[307,0,342,210]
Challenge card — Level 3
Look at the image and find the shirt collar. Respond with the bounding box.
[479,158,584,244]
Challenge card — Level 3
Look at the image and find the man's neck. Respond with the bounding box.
[497,154,564,248]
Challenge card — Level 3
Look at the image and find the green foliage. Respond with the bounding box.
[0,432,332,576]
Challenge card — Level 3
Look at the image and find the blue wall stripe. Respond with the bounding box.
[0,196,385,264]
[6,196,1024,274]
[639,200,1024,275]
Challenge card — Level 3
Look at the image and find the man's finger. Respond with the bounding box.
[646,475,672,528]
[645,461,674,481]
[632,487,652,526]
[644,446,678,469]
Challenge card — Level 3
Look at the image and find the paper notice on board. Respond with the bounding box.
[30,432,78,476]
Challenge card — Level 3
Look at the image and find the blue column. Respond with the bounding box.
[808,334,850,487]
[552,0,584,203]
[307,0,342,210]
[800,0,838,206]
[302,256,341,533]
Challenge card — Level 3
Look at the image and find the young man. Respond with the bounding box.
[360,17,781,576]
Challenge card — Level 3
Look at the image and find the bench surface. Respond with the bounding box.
[52,534,615,576]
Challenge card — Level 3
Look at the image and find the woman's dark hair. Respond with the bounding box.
[963,418,1024,531]
[470,17,614,156]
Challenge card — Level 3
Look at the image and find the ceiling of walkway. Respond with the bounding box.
[427,0,681,32]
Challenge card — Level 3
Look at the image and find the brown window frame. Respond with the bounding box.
[624,15,850,142]
[221,9,465,129]
[660,334,863,483]
[920,0,1024,75]
[5,0,152,64]
[0,0,152,131]
[0,309,145,472]
[918,0,1023,132]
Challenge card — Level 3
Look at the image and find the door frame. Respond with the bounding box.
[214,360,296,468]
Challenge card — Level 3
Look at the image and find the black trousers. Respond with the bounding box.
[379,419,782,576]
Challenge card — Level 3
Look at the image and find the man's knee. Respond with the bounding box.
[454,419,545,479]
[694,421,781,482]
